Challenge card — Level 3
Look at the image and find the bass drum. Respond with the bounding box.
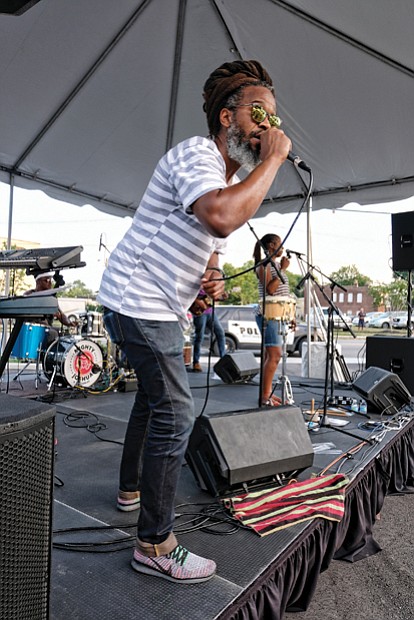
[43,337,103,387]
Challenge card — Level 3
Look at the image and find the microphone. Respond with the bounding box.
[287,152,311,173]
[99,234,103,251]
[295,272,310,291]
[92,364,102,374]
[286,249,303,259]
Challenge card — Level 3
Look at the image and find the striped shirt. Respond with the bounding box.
[97,137,236,328]
[256,261,290,314]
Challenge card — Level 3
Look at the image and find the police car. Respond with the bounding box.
[202,305,313,356]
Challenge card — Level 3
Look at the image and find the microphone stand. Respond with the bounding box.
[407,270,412,338]
[296,263,366,442]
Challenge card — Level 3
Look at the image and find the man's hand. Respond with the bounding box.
[201,268,225,301]
[189,297,210,316]
[258,126,291,165]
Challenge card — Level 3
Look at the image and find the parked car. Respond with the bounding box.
[351,311,384,328]
[369,311,399,329]
[319,307,353,330]
[392,311,414,330]
[201,305,321,357]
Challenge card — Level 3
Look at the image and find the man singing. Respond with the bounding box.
[98,59,291,584]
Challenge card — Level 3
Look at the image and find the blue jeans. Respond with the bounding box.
[255,314,283,347]
[193,311,226,362]
[103,310,194,544]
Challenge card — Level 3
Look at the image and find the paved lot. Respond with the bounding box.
[288,493,414,620]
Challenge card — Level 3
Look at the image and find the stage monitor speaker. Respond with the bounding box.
[0,0,42,14]
[352,366,411,415]
[214,351,259,384]
[391,211,414,271]
[0,394,55,620]
[186,406,314,496]
[366,335,414,395]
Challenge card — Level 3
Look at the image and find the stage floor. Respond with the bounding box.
[3,364,414,620]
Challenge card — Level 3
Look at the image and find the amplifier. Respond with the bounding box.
[0,394,55,619]
[186,406,314,496]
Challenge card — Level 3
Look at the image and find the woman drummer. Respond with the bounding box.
[253,234,293,406]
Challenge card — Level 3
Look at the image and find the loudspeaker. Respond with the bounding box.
[0,1,42,14]
[392,211,414,271]
[214,351,259,384]
[352,366,411,414]
[366,335,414,394]
[0,394,55,620]
[186,406,314,496]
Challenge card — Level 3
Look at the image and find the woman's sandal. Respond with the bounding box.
[261,395,282,407]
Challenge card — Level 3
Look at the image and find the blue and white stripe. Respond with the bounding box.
[98,137,233,328]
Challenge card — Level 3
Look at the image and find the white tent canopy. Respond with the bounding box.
[0,0,413,219]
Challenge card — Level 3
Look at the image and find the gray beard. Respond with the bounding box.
[226,123,261,172]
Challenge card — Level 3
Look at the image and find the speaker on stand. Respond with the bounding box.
[392,211,414,337]
[0,395,55,620]
[392,211,414,271]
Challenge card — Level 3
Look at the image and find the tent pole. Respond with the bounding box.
[0,175,14,358]
[305,196,312,377]
[4,173,15,297]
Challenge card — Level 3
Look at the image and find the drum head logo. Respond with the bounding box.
[64,340,102,387]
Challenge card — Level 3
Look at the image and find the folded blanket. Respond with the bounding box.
[221,473,348,536]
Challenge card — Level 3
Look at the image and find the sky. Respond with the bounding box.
[1,181,413,293]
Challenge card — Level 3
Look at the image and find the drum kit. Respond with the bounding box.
[259,294,297,405]
[12,311,125,392]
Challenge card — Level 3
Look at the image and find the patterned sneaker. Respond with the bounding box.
[117,490,140,512]
[131,533,216,584]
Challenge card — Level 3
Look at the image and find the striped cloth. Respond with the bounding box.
[221,474,349,537]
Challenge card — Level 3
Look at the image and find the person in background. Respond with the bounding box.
[24,272,77,345]
[97,59,291,584]
[253,234,293,406]
[357,307,366,331]
[190,287,227,371]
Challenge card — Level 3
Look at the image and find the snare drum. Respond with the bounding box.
[43,337,103,387]
[12,323,48,359]
[260,295,296,322]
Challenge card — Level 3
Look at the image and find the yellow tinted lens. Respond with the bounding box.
[269,115,282,128]
[251,105,267,123]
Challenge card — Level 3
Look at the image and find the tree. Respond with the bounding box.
[0,242,29,295]
[369,277,408,310]
[59,279,95,299]
[222,261,257,305]
[222,261,299,305]
[287,272,304,296]
[329,265,372,287]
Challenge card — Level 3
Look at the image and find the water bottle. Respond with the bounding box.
[359,400,367,415]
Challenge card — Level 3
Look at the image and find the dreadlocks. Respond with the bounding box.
[203,59,274,138]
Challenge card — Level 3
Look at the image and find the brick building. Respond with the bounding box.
[311,284,376,317]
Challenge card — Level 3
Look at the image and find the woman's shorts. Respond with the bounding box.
[255,314,283,347]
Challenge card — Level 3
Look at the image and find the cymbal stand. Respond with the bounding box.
[46,363,58,391]
[46,339,60,391]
